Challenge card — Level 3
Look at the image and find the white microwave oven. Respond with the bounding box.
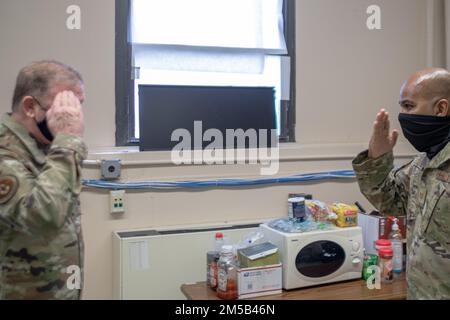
[260,224,364,290]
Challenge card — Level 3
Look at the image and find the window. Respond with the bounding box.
[115,0,296,147]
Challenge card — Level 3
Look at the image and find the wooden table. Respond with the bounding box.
[181,273,406,300]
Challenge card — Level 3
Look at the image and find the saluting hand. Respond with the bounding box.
[368,109,399,159]
[47,91,84,138]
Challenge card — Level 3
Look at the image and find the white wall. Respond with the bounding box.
[0,0,115,148]
[0,0,443,299]
[296,0,429,146]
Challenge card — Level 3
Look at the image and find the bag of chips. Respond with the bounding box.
[305,200,333,222]
[330,203,359,227]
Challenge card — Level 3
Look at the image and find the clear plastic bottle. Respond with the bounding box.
[206,251,219,289]
[206,232,224,289]
[214,232,225,252]
[388,217,403,276]
[378,248,394,284]
[216,245,237,300]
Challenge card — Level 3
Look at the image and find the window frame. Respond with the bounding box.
[115,0,296,146]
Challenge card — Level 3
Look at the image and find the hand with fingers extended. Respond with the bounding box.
[368,109,399,159]
[47,91,84,137]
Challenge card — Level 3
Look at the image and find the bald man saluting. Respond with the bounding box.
[353,68,450,300]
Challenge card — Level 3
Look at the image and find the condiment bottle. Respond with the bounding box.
[206,232,224,289]
[374,239,391,253]
[378,248,394,284]
[216,245,238,300]
[206,251,220,289]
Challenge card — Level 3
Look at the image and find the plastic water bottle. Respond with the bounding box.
[214,232,225,252]
[389,217,403,275]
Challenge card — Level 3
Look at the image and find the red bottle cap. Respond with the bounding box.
[215,232,223,239]
[375,239,391,246]
[379,248,393,258]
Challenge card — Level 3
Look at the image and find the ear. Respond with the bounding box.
[434,99,449,116]
[21,96,36,118]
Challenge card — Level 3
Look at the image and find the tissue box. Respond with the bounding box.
[237,264,282,299]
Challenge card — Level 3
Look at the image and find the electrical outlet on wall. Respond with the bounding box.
[110,190,125,214]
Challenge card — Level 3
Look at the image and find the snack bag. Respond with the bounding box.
[331,203,358,227]
[305,200,332,222]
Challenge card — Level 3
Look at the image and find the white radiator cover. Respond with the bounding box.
[113,223,261,300]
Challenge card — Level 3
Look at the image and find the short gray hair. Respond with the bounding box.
[12,60,83,111]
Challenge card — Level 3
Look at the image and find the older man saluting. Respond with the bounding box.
[353,68,450,299]
[0,60,86,299]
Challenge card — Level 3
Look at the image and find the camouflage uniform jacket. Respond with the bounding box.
[352,145,450,299]
[0,113,87,299]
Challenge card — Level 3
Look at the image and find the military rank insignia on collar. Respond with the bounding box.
[436,170,450,183]
[0,176,18,204]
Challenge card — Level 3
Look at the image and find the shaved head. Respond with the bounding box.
[408,68,450,100]
[399,68,450,116]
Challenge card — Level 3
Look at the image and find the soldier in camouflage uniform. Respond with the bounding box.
[0,61,87,299]
[353,68,450,299]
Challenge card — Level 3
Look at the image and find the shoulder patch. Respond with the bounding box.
[0,175,18,204]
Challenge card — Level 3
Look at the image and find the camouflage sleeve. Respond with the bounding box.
[352,150,411,216]
[0,134,87,235]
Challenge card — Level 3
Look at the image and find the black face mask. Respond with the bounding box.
[32,96,54,142]
[36,118,54,142]
[398,113,450,159]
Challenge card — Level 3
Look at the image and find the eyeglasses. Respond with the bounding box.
[31,96,50,112]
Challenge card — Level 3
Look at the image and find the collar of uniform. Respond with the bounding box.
[0,113,46,165]
[427,141,450,169]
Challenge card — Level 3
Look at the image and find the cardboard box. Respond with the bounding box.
[358,212,406,254]
[237,264,282,299]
